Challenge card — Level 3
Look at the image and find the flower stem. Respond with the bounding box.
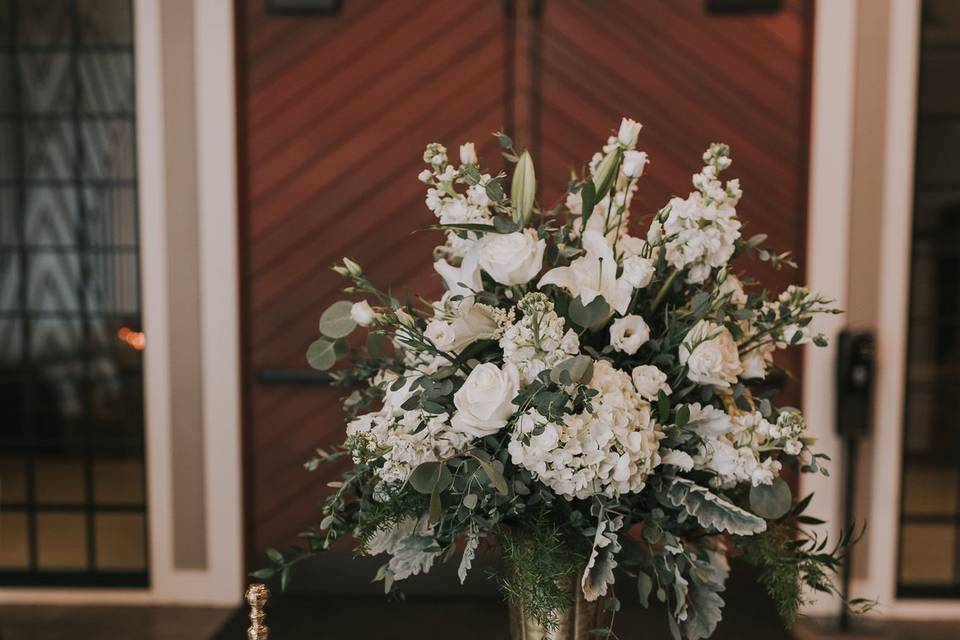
[651,269,680,311]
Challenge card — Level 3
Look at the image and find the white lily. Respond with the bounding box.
[538,230,633,315]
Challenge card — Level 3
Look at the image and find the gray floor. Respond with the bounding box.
[795,618,960,640]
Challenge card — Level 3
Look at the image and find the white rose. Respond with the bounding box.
[679,320,743,387]
[609,315,650,355]
[459,142,477,165]
[740,343,774,380]
[622,150,648,178]
[350,300,376,327]
[621,255,654,289]
[477,229,545,286]
[617,117,642,148]
[424,319,456,351]
[631,365,672,401]
[451,363,520,438]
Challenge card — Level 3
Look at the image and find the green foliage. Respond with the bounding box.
[749,477,792,520]
[318,300,357,338]
[497,512,589,631]
[654,477,767,536]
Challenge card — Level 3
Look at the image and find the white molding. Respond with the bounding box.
[800,0,858,616]
[194,0,245,606]
[0,0,242,606]
[859,0,921,610]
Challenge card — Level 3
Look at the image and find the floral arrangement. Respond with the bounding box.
[263,119,866,638]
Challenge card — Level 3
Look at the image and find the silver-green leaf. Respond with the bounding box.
[749,476,792,520]
[319,300,357,338]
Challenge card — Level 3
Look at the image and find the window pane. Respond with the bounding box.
[0,512,30,569]
[37,512,87,570]
[94,512,145,570]
[0,455,27,504]
[92,457,142,504]
[35,455,85,505]
[78,0,133,45]
[900,524,957,586]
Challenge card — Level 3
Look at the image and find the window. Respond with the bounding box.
[0,0,146,587]
[897,0,960,598]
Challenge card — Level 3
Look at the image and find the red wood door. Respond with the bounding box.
[236,0,812,578]
[236,0,512,559]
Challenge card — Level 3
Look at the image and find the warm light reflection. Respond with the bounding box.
[117,326,146,351]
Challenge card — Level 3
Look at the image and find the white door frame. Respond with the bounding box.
[0,0,244,606]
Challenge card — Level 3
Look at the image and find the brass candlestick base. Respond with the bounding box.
[245,583,270,640]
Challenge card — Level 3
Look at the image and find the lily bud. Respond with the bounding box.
[510,150,536,224]
[592,148,622,199]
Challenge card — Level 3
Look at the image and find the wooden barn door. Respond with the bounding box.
[235,0,812,587]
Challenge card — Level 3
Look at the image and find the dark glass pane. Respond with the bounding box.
[0,53,14,113]
[78,0,132,45]
[18,0,72,46]
[27,251,81,311]
[80,119,133,179]
[79,53,132,112]
[84,186,136,246]
[94,512,145,570]
[24,187,78,245]
[0,513,30,569]
[36,511,87,570]
[23,120,76,179]
[17,54,73,113]
[0,251,19,311]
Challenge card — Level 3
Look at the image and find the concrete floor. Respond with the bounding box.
[795,618,960,640]
[0,604,234,640]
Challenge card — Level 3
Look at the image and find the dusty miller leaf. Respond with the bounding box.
[655,477,766,535]
[458,530,480,584]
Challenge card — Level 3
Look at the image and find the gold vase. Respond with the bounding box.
[507,579,613,640]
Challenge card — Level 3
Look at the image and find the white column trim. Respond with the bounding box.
[859,0,921,614]
[800,0,858,616]
[194,0,245,606]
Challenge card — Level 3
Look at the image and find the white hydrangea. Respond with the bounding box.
[508,360,663,499]
[499,293,580,385]
[346,375,471,485]
[647,144,742,284]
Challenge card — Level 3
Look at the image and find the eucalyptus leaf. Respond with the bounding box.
[306,336,347,371]
[476,457,509,495]
[408,461,441,494]
[568,296,611,330]
[318,300,357,338]
[549,355,594,386]
[637,572,653,608]
[749,476,792,520]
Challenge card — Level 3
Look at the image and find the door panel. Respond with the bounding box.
[536,0,811,405]
[236,0,511,556]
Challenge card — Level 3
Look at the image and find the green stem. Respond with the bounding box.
[650,269,680,311]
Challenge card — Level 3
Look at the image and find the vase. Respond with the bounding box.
[507,578,613,640]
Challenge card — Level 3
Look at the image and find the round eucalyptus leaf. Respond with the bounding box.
[749,476,792,520]
[568,295,611,330]
[306,337,347,371]
[319,300,357,338]
[408,461,441,494]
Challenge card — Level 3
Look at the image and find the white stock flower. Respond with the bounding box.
[609,315,650,355]
[631,365,672,401]
[451,363,520,438]
[622,150,648,178]
[459,142,477,165]
[538,230,633,315]
[351,300,376,327]
[500,294,579,385]
[718,273,748,306]
[621,255,654,289]
[477,229,546,286]
[679,320,743,387]
[617,117,642,148]
[661,449,694,471]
